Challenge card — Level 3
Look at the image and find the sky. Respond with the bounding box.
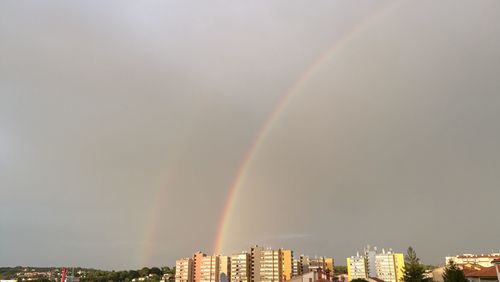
[1,0,500,270]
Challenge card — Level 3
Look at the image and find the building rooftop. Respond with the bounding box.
[455,254,500,258]
[465,266,498,278]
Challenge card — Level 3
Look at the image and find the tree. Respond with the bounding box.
[351,279,368,282]
[139,267,151,277]
[162,266,175,276]
[334,266,348,274]
[402,246,426,282]
[443,260,467,282]
[150,267,163,276]
[129,270,140,279]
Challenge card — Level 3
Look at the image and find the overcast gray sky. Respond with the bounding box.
[1,0,500,270]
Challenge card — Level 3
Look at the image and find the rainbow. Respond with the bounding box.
[213,2,400,255]
[142,174,176,267]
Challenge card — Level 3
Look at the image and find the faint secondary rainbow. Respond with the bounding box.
[213,2,400,255]
[141,173,176,266]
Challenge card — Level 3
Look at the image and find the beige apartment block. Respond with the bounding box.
[219,255,230,282]
[200,256,220,282]
[231,252,251,282]
[250,246,264,282]
[260,249,283,282]
[176,258,194,282]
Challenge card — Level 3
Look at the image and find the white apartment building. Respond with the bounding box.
[292,259,300,277]
[347,246,404,282]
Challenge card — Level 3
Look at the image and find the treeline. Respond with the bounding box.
[0,267,58,280]
[83,267,175,282]
[0,267,24,279]
[0,266,175,282]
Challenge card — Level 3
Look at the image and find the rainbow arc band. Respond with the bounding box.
[213,1,400,255]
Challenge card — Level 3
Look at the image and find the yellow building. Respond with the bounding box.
[280,249,293,281]
[347,256,368,281]
[394,253,405,282]
[346,258,351,281]
[325,258,334,275]
[375,252,405,282]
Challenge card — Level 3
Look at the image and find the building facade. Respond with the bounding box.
[298,255,310,275]
[200,256,220,282]
[374,251,404,282]
[292,259,301,277]
[260,249,282,282]
[250,246,264,282]
[347,253,368,281]
[281,249,294,281]
[176,258,194,282]
[193,252,208,282]
[175,246,334,282]
[308,257,334,276]
[347,246,404,282]
[219,256,230,282]
[231,253,251,282]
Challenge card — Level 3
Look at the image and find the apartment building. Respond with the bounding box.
[231,253,251,282]
[347,246,404,282]
[250,246,264,282]
[175,246,333,282]
[194,252,208,282]
[347,253,368,281]
[375,251,404,282]
[281,249,294,281]
[200,256,220,282]
[176,258,194,282]
[219,256,230,282]
[325,258,334,275]
[260,249,282,282]
[308,257,334,275]
[298,255,310,275]
[292,259,301,277]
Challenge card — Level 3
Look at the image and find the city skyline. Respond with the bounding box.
[2,0,500,270]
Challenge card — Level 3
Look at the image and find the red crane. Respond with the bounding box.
[61,267,67,282]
